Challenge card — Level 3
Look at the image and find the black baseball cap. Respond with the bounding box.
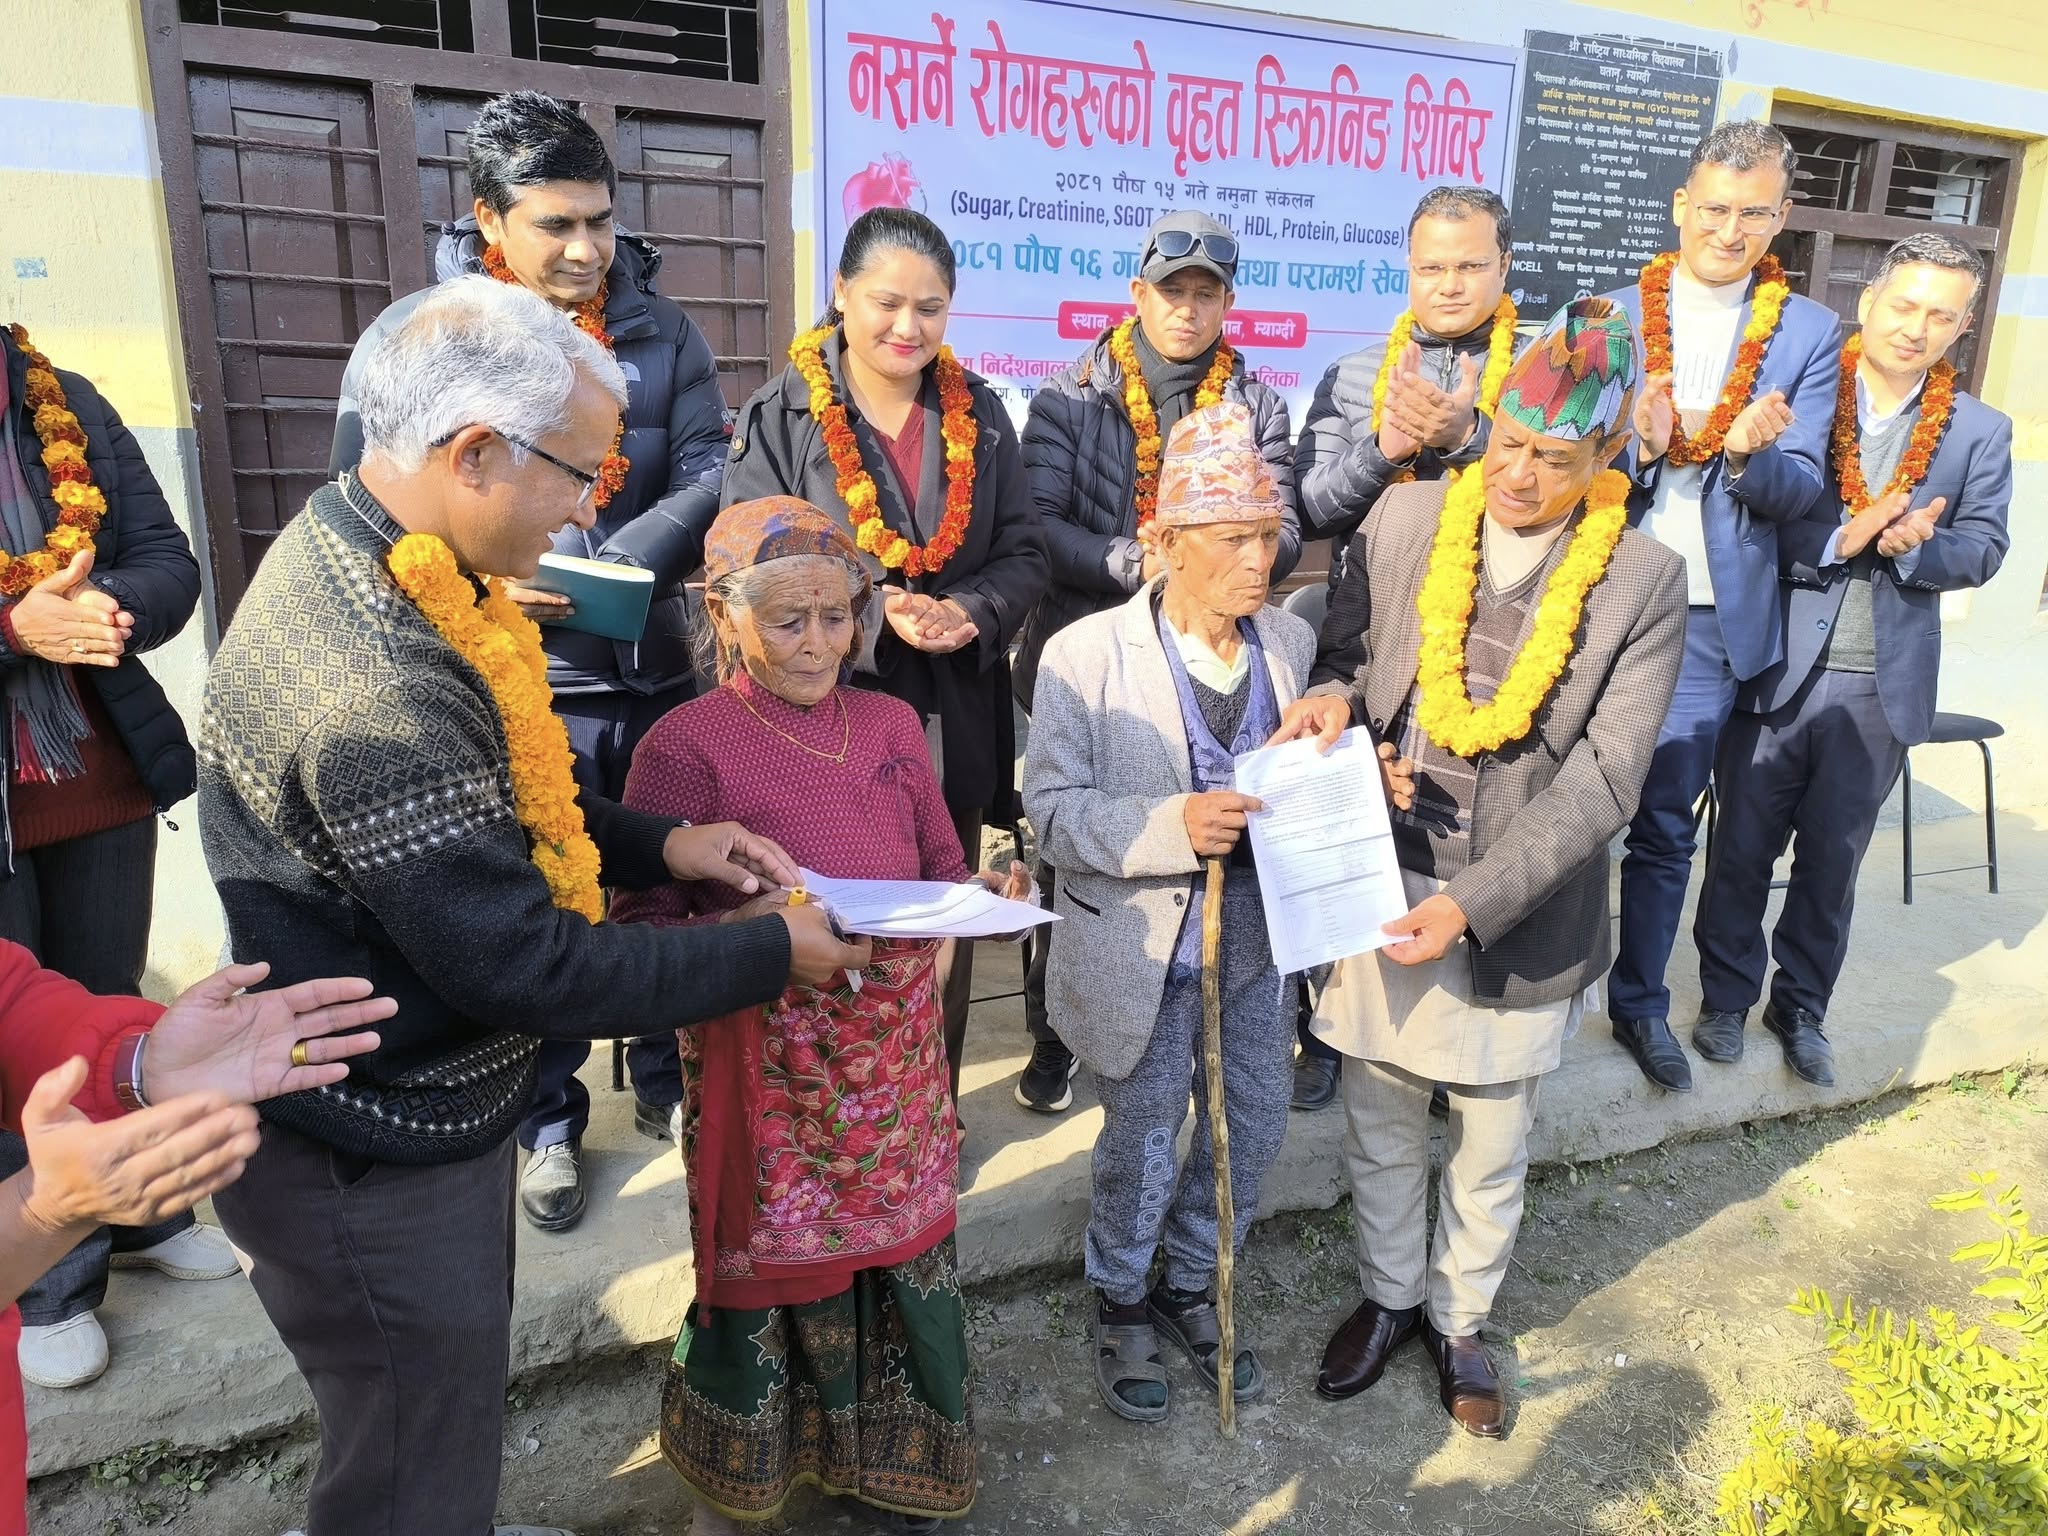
[1140,211,1239,286]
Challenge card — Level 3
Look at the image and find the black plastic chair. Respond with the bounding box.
[1281,581,1329,634]
[1901,712,2002,905]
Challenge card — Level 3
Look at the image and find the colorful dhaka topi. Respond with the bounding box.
[1153,401,1287,528]
[1494,297,1639,442]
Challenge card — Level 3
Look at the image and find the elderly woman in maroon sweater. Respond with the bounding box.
[0,942,390,1536]
[613,498,1026,1534]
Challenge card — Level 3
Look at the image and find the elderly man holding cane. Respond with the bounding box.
[199,276,866,1536]
[1024,403,1409,1426]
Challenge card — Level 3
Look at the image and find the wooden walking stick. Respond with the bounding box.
[1199,853,1237,1438]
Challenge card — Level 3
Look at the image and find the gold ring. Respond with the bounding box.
[290,1041,311,1069]
[71,640,85,653]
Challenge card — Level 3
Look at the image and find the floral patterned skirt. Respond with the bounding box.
[661,1238,975,1523]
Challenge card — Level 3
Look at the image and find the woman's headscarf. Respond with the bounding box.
[703,495,873,612]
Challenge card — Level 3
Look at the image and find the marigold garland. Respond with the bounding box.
[1832,333,1955,514]
[1105,318,1236,530]
[1638,252,1790,467]
[1413,463,1631,757]
[787,323,979,577]
[1,325,108,598]
[386,531,605,922]
[481,245,629,508]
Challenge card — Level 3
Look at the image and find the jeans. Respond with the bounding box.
[0,817,189,1325]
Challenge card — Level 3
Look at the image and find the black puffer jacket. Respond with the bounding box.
[722,331,1047,820]
[0,329,200,871]
[331,219,731,697]
[1011,330,1299,709]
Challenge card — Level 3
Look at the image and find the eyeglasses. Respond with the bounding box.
[431,427,602,507]
[1410,259,1502,284]
[1144,228,1239,273]
[1688,202,1783,235]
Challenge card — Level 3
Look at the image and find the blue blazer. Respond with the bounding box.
[1604,278,1842,682]
[1738,387,2012,746]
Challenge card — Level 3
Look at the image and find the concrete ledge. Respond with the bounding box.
[28,808,2047,1477]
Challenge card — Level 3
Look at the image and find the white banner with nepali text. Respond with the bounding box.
[813,0,1520,425]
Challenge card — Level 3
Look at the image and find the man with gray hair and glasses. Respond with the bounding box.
[199,276,867,1536]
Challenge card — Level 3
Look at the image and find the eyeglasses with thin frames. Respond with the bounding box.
[1688,201,1784,236]
[430,427,602,508]
[1410,258,1503,284]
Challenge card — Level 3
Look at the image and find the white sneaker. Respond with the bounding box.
[110,1223,241,1281]
[18,1312,109,1388]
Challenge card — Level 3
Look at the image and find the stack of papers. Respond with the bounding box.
[795,869,1057,940]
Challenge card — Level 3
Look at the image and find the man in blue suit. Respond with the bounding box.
[1601,121,1843,1093]
[1693,232,2012,1086]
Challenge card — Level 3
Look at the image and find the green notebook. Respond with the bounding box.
[527,553,656,643]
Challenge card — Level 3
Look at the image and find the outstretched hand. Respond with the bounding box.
[147,960,392,1105]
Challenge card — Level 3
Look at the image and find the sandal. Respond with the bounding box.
[1148,1288,1266,1403]
[1093,1316,1171,1423]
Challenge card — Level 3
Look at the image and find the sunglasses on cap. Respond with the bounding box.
[1144,229,1239,273]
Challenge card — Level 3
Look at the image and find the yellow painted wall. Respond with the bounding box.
[0,0,189,432]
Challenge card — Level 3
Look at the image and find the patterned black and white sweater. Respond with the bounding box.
[200,482,790,1163]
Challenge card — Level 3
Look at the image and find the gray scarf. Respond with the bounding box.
[0,362,91,782]
[1130,324,1224,438]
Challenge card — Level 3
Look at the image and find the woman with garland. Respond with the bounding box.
[0,322,227,1393]
[1276,301,1687,1440]
[722,208,1048,1101]
[1007,209,1300,1116]
[618,496,1030,1533]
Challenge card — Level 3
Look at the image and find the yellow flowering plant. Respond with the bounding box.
[386,533,605,923]
[1412,463,1630,758]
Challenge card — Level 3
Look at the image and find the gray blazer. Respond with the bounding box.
[1312,480,1688,1008]
[1022,582,1317,1080]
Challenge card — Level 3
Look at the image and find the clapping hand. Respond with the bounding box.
[6,550,132,667]
[1384,347,1481,452]
[1876,496,1944,559]
[1633,373,1676,464]
[1725,389,1794,462]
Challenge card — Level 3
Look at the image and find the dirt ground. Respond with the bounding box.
[34,1068,2046,1536]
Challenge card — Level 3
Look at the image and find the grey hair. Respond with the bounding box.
[354,274,628,475]
[1408,186,1512,254]
[1872,230,1985,305]
[692,554,870,683]
[1688,119,1799,196]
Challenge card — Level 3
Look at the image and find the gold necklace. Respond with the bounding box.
[734,682,851,765]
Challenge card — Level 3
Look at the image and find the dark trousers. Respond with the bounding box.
[939,805,981,1100]
[521,686,687,1151]
[1696,668,1906,1020]
[0,817,188,1325]
[1020,859,1062,1046]
[1610,608,1739,1023]
[213,1125,518,1536]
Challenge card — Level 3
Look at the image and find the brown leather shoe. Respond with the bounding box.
[1422,1319,1505,1438]
[1316,1297,1422,1400]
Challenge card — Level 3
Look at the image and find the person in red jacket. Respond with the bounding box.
[0,941,391,1536]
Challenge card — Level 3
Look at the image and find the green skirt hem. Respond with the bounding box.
[663,1449,976,1524]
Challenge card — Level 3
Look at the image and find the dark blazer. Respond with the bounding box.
[1012,328,1297,709]
[1739,385,2012,746]
[1604,275,1842,683]
[332,220,731,698]
[722,332,1048,819]
[0,330,200,869]
[1311,480,1687,1007]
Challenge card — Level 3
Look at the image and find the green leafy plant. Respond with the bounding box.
[1717,1172,2048,1535]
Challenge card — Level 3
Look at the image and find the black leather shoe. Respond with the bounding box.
[1291,1052,1339,1111]
[1316,1297,1422,1400]
[633,1097,681,1144]
[1692,1008,1748,1063]
[520,1141,585,1232]
[1762,1002,1835,1087]
[1613,1016,1693,1093]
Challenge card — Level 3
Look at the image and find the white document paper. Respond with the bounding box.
[1231,728,1411,974]
[794,869,1058,940]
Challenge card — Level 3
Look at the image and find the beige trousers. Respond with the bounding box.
[1341,1056,1542,1337]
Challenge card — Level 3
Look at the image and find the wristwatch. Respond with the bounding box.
[113,1032,151,1111]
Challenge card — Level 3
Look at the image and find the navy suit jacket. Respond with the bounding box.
[1604,277,1842,682]
[1738,386,2012,746]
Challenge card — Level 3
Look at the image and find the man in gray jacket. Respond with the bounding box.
[1287,185,1520,1110]
[1010,212,1299,1114]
